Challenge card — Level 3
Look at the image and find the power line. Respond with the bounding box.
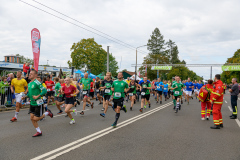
[19,0,148,54]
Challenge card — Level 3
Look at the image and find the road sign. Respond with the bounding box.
[151,66,172,70]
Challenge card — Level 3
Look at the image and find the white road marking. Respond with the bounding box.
[227,106,240,128]
[235,119,240,128]
[53,109,89,118]
[225,100,227,103]
[31,102,172,160]
[228,106,233,112]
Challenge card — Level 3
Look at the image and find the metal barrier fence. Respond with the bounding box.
[0,86,15,108]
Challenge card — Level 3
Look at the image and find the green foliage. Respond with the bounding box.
[16,54,34,64]
[139,27,202,81]
[221,49,240,84]
[68,38,118,76]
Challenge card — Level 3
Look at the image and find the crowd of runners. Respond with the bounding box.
[8,69,230,137]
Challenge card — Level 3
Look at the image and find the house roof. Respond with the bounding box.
[4,54,19,57]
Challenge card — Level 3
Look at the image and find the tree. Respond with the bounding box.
[68,38,119,76]
[147,28,165,55]
[16,54,34,64]
[221,49,240,83]
[139,28,202,80]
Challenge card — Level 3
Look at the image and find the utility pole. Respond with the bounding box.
[107,46,109,72]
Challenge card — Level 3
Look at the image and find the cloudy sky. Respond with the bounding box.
[1,0,240,79]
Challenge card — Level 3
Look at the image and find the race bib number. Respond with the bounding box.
[82,91,87,94]
[157,86,160,89]
[129,93,133,96]
[175,91,179,95]
[47,89,50,92]
[115,92,121,97]
[105,89,110,93]
[164,88,167,90]
[36,99,44,105]
[141,92,145,95]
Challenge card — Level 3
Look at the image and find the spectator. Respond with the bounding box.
[7,73,14,104]
[25,63,30,76]
[23,62,26,76]
[229,78,239,119]
[0,76,9,105]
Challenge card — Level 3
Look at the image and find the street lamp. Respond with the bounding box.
[135,45,147,81]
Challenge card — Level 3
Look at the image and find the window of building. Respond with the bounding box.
[14,57,17,63]
[7,57,9,62]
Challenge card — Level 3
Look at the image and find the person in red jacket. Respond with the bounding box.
[210,74,224,129]
[200,79,213,120]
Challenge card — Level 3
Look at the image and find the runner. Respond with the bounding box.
[95,77,103,105]
[111,72,129,128]
[45,75,55,110]
[172,76,184,113]
[139,77,152,112]
[79,73,94,115]
[167,80,171,99]
[61,77,79,124]
[151,79,156,99]
[128,78,138,111]
[54,77,64,114]
[171,76,177,108]
[22,70,53,137]
[10,71,28,122]
[197,80,203,102]
[185,78,194,105]
[180,78,185,104]
[155,78,164,104]
[163,80,169,101]
[100,72,113,117]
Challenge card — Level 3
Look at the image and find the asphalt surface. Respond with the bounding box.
[1,90,240,160]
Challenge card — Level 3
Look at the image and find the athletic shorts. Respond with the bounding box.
[46,91,54,97]
[174,95,181,100]
[89,92,94,98]
[100,91,104,96]
[29,105,44,117]
[186,91,192,96]
[95,89,100,93]
[104,95,111,101]
[54,96,63,102]
[163,92,168,96]
[65,97,74,105]
[82,90,90,98]
[171,90,174,95]
[157,91,163,95]
[128,93,136,97]
[141,94,150,101]
[15,93,23,103]
[113,98,124,108]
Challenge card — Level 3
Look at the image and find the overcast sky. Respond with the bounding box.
[1,0,240,79]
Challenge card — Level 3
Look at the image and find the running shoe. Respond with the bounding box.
[10,117,17,122]
[144,105,146,109]
[175,108,178,113]
[201,118,205,120]
[100,113,105,117]
[46,109,53,118]
[91,102,94,109]
[130,107,132,111]
[111,122,117,128]
[80,111,84,115]
[122,105,127,113]
[139,108,143,113]
[73,109,77,116]
[32,132,42,137]
[149,104,151,108]
[57,110,63,114]
[69,119,75,125]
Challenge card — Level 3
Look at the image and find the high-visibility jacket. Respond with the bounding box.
[210,80,224,104]
[203,84,213,102]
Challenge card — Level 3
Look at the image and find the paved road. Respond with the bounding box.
[1,91,240,160]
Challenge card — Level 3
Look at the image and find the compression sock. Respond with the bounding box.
[173,99,176,106]
[114,113,120,124]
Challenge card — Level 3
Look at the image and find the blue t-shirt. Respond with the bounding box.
[155,82,163,91]
[185,82,193,91]
[197,83,203,90]
[139,80,150,85]
[163,84,168,92]
[193,83,198,89]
